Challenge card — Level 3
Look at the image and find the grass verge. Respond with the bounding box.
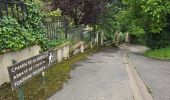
[144,47,170,60]
[0,48,98,100]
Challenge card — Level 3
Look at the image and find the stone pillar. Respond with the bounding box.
[90,41,93,49]
[101,31,104,46]
[66,45,70,58]
[57,48,62,62]
[80,44,84,53]
[96,32,99,47]
[125,32,130,43]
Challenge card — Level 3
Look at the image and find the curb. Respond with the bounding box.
[123,51,153,100]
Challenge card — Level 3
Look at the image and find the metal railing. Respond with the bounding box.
[0,0,28,21]
[43,17,67,40]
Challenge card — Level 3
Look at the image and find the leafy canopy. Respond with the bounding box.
[51,0,109,25]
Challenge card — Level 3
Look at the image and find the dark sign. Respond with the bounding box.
[8,51,52,90]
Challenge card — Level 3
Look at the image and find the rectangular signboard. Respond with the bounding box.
[7,51,52,90]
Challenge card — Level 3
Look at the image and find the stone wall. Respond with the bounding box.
[0,45,41,85]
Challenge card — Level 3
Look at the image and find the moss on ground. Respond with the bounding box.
[144,47,170,60]
[0,48,97,100]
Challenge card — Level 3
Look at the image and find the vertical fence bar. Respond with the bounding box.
[16,2,20,20]
[0,1,2,18]
[10,0,15,18]
[43,17,67,40]
[52,22,55,39]
[4,0,8,16]
[0,0,28,20]
[64,19,68,39]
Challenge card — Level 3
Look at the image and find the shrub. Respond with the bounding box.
[0,16,34,52]
[145,32,170,49]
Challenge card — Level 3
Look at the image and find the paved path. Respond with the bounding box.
[120,44,170,100]
[49,48,133,100]
[128,52,170,100]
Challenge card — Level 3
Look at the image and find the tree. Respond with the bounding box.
[96,2,123,39]
[123,0,170,33]
[51,0,109,25]
[121,0,170,49]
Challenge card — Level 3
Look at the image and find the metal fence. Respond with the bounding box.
[43,17,67,40]
[0,0,94,44]
[67,26,84,45]
[67,26,94,46]
[0,0,28,21]
[43,18,93,43]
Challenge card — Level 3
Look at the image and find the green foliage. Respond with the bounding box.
[119,32,126,43]
[114,0,170,49]
[0,16,36,52]
[123,0,170,33]
[45,39,68,50]
[25,1,67,51]
[96,3,121,41]
[114,0,145,36]
[24,1,45,35]
[141,0,170,33]
[145,46,170,60]
[47,8,62,17]
[97,2,144,42]
[115,10,144,36]
[145,31,170,49]
[0,1,66,53]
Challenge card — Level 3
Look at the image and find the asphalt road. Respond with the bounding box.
[128,52,170,100]
[48,48,133,100]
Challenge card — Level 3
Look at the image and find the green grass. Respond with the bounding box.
[0,49,97,100]
[144,47,170,60]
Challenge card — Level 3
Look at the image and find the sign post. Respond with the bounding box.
[18,87,24,100]
[8,51,52,92]
[42,71,45,85]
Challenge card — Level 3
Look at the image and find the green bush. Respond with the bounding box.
[0,1,67,53]
[0,16,36,52]
[145,32,170,49]
[131,34,145,45]
[47,8,62,17]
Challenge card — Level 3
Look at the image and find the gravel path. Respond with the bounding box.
[48,48,133,100]
[128,51,170,100]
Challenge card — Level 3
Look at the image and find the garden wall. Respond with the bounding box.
[0,45,41,85]
[0,32,101,86]
[52,42,70,63]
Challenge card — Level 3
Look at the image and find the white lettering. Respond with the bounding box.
[14,74,32,87]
